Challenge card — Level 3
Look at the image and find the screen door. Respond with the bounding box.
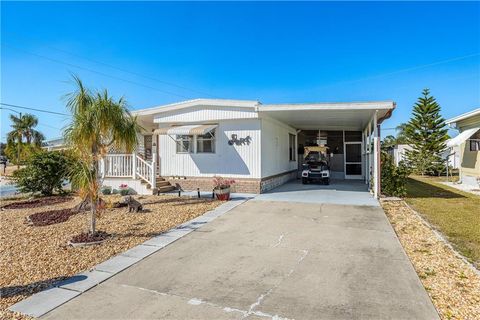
[344,142,363,179]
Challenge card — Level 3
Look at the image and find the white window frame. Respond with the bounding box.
[175,135,193,154]
[196,130,216,154]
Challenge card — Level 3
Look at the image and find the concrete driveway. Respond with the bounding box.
[43,196,438,319]
[254,179,379,206]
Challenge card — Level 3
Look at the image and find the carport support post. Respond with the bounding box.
[373,111,379,199]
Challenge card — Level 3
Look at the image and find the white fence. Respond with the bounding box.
[101,153,156,189]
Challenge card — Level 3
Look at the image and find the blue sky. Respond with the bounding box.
[1,1,479,141]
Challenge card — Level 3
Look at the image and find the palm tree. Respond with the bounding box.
[7,113,45,167]
[381,135,397,150]
[64,76,141,235]
[395,123,408,145]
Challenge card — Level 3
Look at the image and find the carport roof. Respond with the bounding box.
[260,101,395,130]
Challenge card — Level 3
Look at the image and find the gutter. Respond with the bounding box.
[377,102,396,125]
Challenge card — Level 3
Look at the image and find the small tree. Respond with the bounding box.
[12,151,74,196]
[404,89,448,175]
[64,76,140,235]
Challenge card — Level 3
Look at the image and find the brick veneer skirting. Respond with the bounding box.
[165,170,297,194]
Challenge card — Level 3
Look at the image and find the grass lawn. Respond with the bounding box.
[405,175,480,267]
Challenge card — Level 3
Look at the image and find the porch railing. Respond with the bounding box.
[101,153,156,189]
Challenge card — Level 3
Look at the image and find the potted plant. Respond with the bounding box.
[213,176,235,201]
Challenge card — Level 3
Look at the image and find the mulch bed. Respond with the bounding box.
[26,208,77,227]
[70,231,110,244]
[2,197,73,210]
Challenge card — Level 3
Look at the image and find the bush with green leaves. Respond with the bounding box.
[12,151,75,196]
[101,186,112,195]
[381,151,410,197]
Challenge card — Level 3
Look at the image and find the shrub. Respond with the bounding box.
[12,151,75,196]
[101,186,112,195]
[119,184,130,196]
[381,151,410,197]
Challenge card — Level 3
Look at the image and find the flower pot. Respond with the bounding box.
[214,187,231,201]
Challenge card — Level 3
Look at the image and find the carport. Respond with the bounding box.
[259,101,396,198]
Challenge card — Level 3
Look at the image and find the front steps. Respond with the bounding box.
[141,176,175,194]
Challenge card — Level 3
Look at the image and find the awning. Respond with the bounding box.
[154,124,217,136]
[447,127,480,147]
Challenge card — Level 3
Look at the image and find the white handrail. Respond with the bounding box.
[135,155,153,185]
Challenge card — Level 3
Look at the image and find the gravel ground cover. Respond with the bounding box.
[382,200,480,320]
[0,194,220,320]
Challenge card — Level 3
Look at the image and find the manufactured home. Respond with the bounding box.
[446,108,480,189]
[100,99,395,198]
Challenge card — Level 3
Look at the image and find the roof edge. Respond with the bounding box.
[445,108,480,125]
[132,98,260,116]
[261,100,395,111]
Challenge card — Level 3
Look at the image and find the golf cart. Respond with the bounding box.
[301,146,330,185]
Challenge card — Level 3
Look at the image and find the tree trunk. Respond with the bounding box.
[90,149,99,235]
[89,197,96,234]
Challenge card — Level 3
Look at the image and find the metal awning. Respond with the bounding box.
[447,127,480,147]
[153,124,218,136]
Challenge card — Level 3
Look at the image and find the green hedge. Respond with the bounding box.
[381,151,410,197]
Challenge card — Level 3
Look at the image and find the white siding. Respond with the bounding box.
[159,119,261,178]
[154,106,258,123]
[261,117,297,178]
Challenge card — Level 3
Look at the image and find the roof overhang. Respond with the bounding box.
[153,124,218,136]
[133,98,259,117]
[446,108,480,126]
[259,101,395,130]
[446,127,480,147]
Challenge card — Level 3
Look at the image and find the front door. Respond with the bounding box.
[344,142,363,179]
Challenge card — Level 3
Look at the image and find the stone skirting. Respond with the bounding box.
[165,170,297,194]
[260,170,297,193]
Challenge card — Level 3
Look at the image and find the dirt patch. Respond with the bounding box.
[70,231,110,244]
[382,200,480,320]
[0,194,221,319]
[27,208,77,227]
[2,197,73,210]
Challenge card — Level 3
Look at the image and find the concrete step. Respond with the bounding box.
[156,181,171,187]
[156,185,175,194]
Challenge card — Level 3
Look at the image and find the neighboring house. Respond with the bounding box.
[446,108,480,189]
[391,144,412,166]
[101,99,395,198]
[42,138,67,151]
[391,143,460,169]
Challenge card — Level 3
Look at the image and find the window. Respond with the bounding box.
[470,140,480,151]
[176,135,192,153]
[197,130,216,153]
[289,133,296,161]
